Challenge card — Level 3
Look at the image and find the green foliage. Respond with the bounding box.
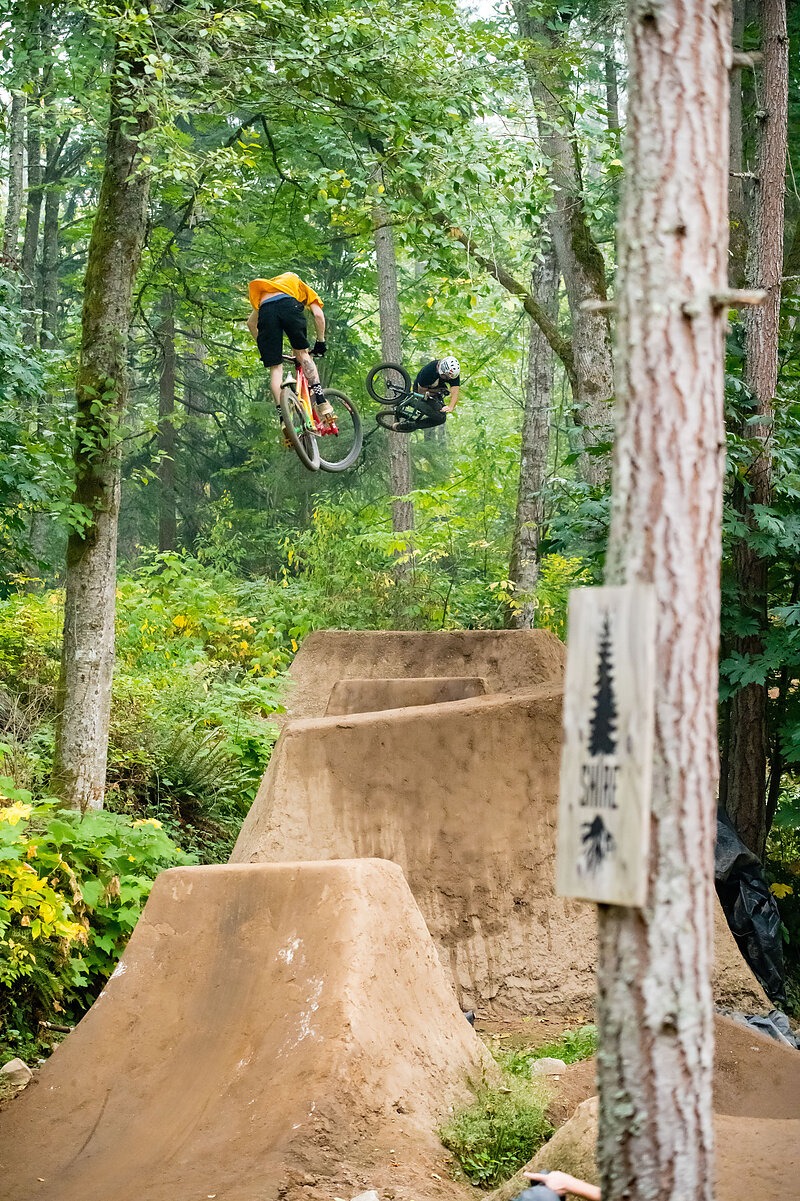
[440,1075,553,1189]
[0,778,192,1055]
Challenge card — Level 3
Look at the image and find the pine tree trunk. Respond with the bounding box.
[158,295,178,553]
[509,240,558,627]
[513,4,615,485]
[725,0,788,859]
[51,45,155,812]
[40,140,60,348]
[596,0,731,1193]
[20,105,43,346]
[372,198,414,537]
[728,0,749,286]
[2,93,25,262]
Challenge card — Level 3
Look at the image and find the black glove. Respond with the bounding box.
[312,340,327,357]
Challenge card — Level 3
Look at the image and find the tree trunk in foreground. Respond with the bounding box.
[372,197,414,538]
[509,240,558,626]
[597,0,731,1194]
[725,0,788,858]
[51,46,154,811]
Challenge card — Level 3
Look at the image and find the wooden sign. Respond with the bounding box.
[556,585,656,907]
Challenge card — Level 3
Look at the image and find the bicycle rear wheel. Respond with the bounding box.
[366,362,412,404]
[279,385,320,471]
[316,389,363,473]
[376,409,419,434]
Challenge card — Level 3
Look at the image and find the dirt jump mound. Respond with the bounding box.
[0,860,489,1201]
[233,630,768,1017]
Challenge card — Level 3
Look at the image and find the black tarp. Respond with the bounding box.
[715,808,787,1009]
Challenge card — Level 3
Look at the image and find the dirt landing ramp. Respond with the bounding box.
[0,860,489,1201]
[505,1016,800,1201]
[283,628,566,719]
[233,686,765,1015]
[326,675,488,715]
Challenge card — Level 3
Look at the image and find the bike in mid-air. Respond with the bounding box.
[365,362,450,432]
[278,353,362,472]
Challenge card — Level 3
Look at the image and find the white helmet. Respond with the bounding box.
[437,356,460,379]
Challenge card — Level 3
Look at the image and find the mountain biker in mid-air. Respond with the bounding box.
[386,355,461,431]
[247,271,336,429]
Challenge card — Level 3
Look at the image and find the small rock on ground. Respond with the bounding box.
[0,1059,33,1087]
[531,1057,567,1078]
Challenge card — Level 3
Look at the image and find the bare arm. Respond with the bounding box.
[525,1172,601,1201]
[309,301,326,340]
[246,309,258,340]
[444,384,460,413]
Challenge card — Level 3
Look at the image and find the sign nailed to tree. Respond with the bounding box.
[556,585,656,907]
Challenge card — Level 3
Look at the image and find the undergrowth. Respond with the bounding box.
[440,1076,553,1189]
[495,1025,598,1078]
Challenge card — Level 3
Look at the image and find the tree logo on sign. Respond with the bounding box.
[579,610,620,874]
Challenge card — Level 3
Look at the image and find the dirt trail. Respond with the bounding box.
[0,860,489,1201]
[0,629,785,1201]
[233,631,768,1016]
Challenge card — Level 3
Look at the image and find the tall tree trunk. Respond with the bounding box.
[509,240,558,627]
[513,4,615,485]
[2,93,25,262]
[51,45,155,812]
[725,0,788,858]
[158,295,178,553]
[729,0,749,286]
[596,0,731,1193]
[40,140,60,348]
[20,103,43,346]
[372,198,414,537]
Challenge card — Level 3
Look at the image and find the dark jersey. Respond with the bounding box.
[414,360,461,390]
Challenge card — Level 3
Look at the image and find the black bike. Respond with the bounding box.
[365,362,449,433]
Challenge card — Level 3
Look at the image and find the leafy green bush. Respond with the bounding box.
[0,779,193,1057]
[440,1076,553,1189]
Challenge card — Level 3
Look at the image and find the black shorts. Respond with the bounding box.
[256,296,310,368]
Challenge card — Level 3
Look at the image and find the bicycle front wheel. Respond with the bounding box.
[316,389,363,473]
[279,386,320,471]
[366,362,411,404]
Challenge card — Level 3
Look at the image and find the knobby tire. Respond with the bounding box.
[279,386,320,471]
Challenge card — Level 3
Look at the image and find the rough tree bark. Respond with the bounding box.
[509,239,558,627]
[596,0,732,1194]
[158,294,178,553]
[51,44,155,811]
[372,196,414,537]
[40,139,61,348]
[725,0,788,859]
[728,0,749,286]
[20,103,43,346]
[2,94,25,262]
[513,3,615,485]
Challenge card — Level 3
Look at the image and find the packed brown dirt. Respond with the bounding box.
[280,628,567,720]
[326,675,488,715]
[492,1018,800,1201]
[0,860,490,1201]
[233,632,767,1016]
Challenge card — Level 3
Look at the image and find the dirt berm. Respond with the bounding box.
[492,1016,800,1201]
[233,630,768,1016]
[0,860,490,1201]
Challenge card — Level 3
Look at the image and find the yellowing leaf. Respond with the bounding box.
[770,882,793,899]
[425,296,435,308]
[0,801,33,826]
[172,614,188,629]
